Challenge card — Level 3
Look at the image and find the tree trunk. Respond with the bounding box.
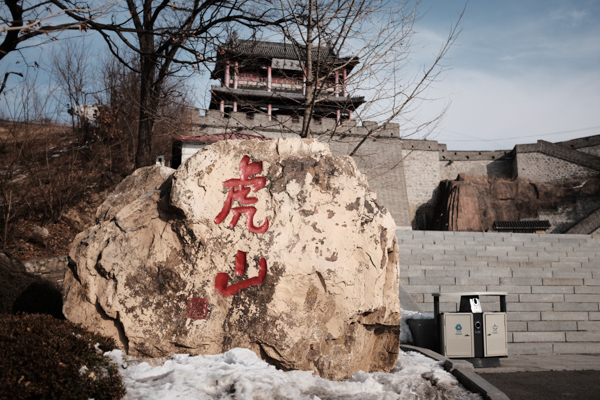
[135,59,154,168]
[301,0,315,139]
[135,7,159,169]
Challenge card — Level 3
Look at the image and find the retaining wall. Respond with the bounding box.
[22,255,68,285]
[397,230,600,355]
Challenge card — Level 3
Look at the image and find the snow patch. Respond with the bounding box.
[105,348,481,400]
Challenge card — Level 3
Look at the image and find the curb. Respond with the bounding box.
[400,345,509,400]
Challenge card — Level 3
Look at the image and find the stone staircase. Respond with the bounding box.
[397,230,600,355]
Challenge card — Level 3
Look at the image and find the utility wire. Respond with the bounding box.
[441,125,600,142]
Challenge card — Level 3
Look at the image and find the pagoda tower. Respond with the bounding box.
[209,36,365,126]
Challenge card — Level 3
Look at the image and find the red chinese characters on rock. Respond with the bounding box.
[214,155,269,233]
[215,250,267,296]
[214,155,269,297]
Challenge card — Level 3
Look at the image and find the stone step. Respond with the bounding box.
[398,230,600,356]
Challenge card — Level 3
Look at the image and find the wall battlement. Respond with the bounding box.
[192,109,401,139]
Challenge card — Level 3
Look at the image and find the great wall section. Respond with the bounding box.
[178,111,600,355]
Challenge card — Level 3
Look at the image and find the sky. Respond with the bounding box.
[409,0,600,150]
[2,1,599,151]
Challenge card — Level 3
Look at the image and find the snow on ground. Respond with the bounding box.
[400,309,434,344]
[105,347,481,400]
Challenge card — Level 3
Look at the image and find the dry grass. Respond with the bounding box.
[0,119,68,141]
[0,119,130,258]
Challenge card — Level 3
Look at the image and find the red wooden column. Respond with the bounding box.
[224,61,230,88]
[234,62,239,89]
[343,69,347,97]
[267,65,272,91]
[303,68,306,95]
[268,104,272,121]
[335,70,339,97]
[233,62,238,112]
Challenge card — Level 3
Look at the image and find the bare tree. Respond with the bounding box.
[0,0,120,94]
[94,52,194,171]
[52,0,279,168]
[271,0,463,152]
[51,39,95,134]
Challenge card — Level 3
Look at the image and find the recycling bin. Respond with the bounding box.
[433,292,508,368]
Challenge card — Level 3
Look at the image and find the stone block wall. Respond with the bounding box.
[329,137,411,227]
[578,145,600,157]
[397,230,600,355]
[515,152,598,183]
[401,149,441,224]
[439,159,512,181]
[22,256,68,286]
[528,198,600,233]
[192,110,400,139]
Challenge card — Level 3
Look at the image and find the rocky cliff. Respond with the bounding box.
[430,174,600,232]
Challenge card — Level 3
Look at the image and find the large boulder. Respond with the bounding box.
[63,138,400,380]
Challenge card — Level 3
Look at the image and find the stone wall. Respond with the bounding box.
[397,230,600,355]
[402,150,440,226]
[328,137,411,227]
[527,198,600,233]
[567,207,600,235]
[439,159,513,181]
[192,110,401,139]
[515,152,598,183]
[21,255,68,285]
[578,145,600,157]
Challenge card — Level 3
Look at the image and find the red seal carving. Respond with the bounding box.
[186,298,209,319]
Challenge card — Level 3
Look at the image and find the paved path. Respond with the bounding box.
[476,355,600,400]
[479,370,599,400]
[476,354,600,373]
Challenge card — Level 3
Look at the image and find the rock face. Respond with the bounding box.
[431,174,600,232]
[63,138,400,381]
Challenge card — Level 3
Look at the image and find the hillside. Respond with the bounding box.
[0,119,130,260]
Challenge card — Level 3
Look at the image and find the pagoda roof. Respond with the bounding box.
[219,39,357,64]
